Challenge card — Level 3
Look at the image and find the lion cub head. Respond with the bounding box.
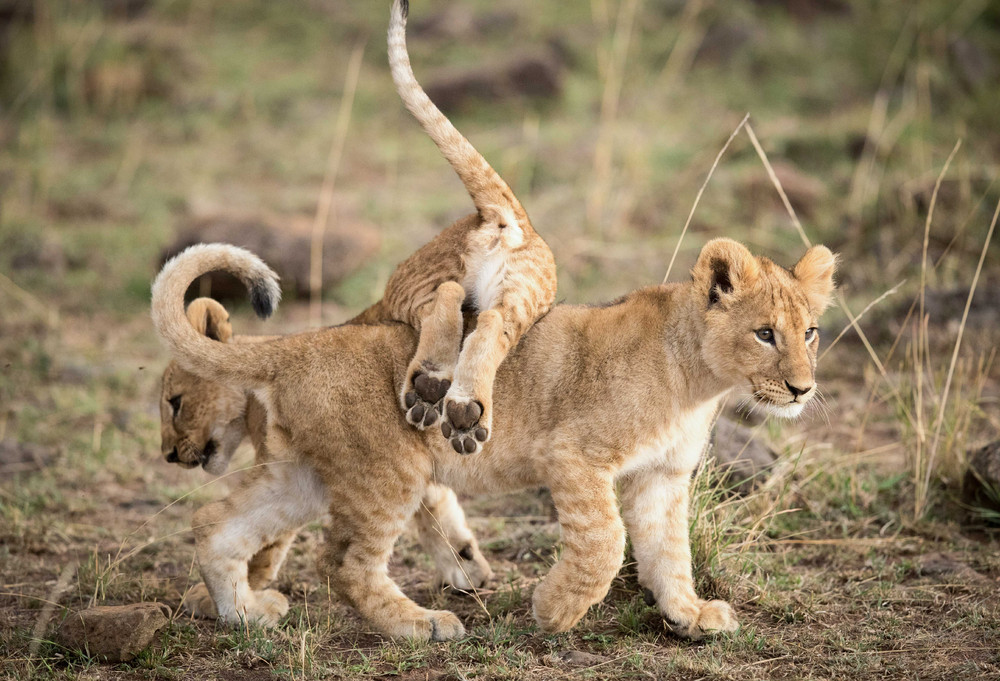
[160,298,247,475]
[692,238,838,418]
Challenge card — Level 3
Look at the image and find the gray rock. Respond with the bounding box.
[544,650,607,667]
[0,439,57,474]
[963,440,1000,522]
[916,552,989,585]
[424,52,563,113]
[55,602,171,663]
[161,212,380,300]
[710,418,776,493]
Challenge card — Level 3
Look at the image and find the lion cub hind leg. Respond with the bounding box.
[192,463,328,628]
[414,483,492,591]
[440,308,514,455]
[620,467,738,640]
[401,282,466,430]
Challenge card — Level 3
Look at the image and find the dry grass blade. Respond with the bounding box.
[587,0,642,233]
[27,562,77,658]
[0,271,59,328]
[744,122,812,248]
[819,281,904,362]
[913,139,961,518]
[662,113,750,283]
[656,0,707,90]
[922,197,999,496]
[309,40,366,328]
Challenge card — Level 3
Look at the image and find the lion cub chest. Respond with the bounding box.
[618,401,719,477]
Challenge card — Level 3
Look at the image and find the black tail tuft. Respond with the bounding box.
[400,0,409,19]
[250,283,276,319]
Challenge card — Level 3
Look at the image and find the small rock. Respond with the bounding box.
[695,23,755,65]
[161,212,380,300]
[916,552,989,585]
[424,52,563,113]
[749,0,851,21]
[55,602,171,662]
[544,650,607,667]
[950,37,994,91]
[963,441,1000,522]
[710,418,776,493]
[0,439,57,474]
[745,161,827,218]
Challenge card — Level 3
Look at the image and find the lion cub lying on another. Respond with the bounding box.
[160,298,492,616]
[152,238,836,641]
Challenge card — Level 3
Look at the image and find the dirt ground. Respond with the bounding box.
[3,0,1000,679]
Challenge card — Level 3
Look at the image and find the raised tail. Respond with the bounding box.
[151,243,282,388]
[388,0,524,225]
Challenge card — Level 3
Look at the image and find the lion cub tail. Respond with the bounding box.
[151,243,281,388]
[388,0,525,222]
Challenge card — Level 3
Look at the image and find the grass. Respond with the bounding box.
[2,0,1000,679]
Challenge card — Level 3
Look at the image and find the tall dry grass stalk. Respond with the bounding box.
[586,0,641,235]
[309,41,366,328]
[662,113,748,284]
[912,195,998,517]
[655,0,707,91]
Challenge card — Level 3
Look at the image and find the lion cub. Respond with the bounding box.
[354,0,557,455]
[160,297,492,611]
[151,238,836,641]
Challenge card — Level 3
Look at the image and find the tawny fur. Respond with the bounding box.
[161,298,492,621]
[359,0,558,455]
[150,238,837,641]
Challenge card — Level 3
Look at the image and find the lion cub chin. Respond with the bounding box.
[151,234,836,642]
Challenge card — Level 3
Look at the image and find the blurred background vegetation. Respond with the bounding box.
[2,0,999,677]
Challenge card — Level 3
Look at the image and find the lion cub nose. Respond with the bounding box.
[785,381,813,398]
[166,448,179,463]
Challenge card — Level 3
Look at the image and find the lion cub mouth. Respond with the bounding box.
[199,439,218,469]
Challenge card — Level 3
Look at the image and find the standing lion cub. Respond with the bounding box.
[151,237,836,641]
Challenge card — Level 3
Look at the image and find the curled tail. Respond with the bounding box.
[388,0,524,223]
[151,243,282,388]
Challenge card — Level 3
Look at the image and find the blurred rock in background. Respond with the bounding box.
[160,212,380,301]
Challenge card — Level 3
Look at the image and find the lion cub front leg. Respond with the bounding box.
[532,470,626,632]
[619,467,738,640]
[401,282,466,430]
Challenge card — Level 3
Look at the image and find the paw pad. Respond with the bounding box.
[442,400,489,455]
[403,372,451,430]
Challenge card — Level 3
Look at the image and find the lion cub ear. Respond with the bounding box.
[692,238,761,307]
[792,246,838,315]
[185,297,233,342]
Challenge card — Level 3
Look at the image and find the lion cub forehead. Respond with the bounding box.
[751,260,814,326]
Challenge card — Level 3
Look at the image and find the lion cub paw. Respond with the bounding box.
[668,599,738,640]
[387,609,465,642]
[403,371,451,430]
[437,542,493,592]
[216,589,289,629]
[441,398,489,455]
[182,583,218,619]
[531,580,591,633]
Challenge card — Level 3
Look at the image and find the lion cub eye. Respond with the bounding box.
[805,327,818,343]
[168,395,182,416]
[754,328,775,345]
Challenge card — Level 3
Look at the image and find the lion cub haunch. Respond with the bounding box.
[150,237,836,642]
